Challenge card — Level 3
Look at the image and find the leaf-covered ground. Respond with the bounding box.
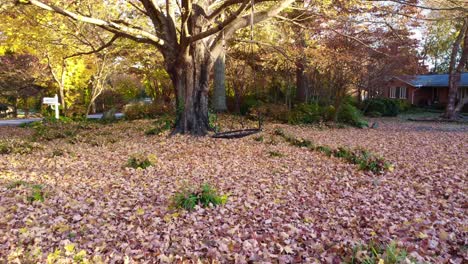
[0,118,466,263]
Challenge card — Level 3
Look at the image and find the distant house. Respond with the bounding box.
[384,73,468,106]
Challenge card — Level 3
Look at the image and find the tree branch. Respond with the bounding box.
[65,34,120,59]
[23,0,166,47]
[211,0,295,58]
[189,0,249,43]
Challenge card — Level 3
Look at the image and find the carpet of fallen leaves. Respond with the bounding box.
[0,118,466,263]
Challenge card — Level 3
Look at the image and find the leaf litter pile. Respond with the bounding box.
[0,118,466,263]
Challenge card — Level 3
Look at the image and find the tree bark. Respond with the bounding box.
[213,51,228,112]
[445,19,468,119]
[170,45,212,136]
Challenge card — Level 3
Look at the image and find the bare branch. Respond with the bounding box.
[65,34,120,59]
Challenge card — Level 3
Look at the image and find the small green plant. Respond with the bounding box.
[126,153,157,169]
[208,110,220,132]
[268,151,285,157]
[27,185,45,203]
[171,183,228,210]
[346,241,412,264]
[253,135,264,142]
[290,138,313,148]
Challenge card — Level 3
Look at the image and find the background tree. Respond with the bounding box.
[0,52,45,117]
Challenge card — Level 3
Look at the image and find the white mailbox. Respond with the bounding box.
[42,94,60,119]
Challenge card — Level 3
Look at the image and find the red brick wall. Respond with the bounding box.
[384,78,450,106]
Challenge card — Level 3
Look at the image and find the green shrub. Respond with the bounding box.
[171,183,228,210]
[240,95,261,115]
[288,103,322,124]
[363,98,400,117]
[126,153,157,169]
[396,100,412,112]
[321,105,336,121]
[337,103,368,128]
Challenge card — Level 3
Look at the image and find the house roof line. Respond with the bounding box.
[392,73,468,88]
[391,76,417,87]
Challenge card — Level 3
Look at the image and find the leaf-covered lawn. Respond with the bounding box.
[0,119,466,263]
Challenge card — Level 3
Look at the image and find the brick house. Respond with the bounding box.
[384,73,468,106]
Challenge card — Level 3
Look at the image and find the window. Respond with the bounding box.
[399,87,407,99]
[390,87,396,98]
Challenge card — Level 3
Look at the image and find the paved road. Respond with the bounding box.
[0,118,42,127]
[0,113,124,127]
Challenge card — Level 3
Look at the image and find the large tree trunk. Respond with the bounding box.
[213,51,228,112]
[445,19,468,119]
[170,45,212,136]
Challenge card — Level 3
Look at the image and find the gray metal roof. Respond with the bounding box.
[394,73,468,87]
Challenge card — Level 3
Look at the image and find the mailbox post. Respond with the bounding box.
[42,94,60,119]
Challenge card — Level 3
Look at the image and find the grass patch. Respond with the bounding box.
[171,183,228,211]
[346,241,413,264]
